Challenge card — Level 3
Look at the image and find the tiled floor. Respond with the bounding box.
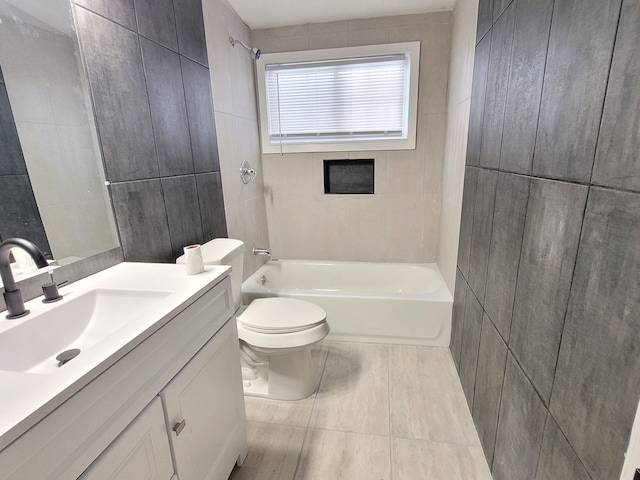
[229,341,493,480]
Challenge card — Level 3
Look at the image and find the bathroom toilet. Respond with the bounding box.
[177,238,329,400]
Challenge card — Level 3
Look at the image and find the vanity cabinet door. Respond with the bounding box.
[80,397,175,480]
[160,318,247,480]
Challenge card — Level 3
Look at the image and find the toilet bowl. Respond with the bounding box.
[177,239,329,400]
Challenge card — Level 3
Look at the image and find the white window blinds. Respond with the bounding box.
[265,54,410,144]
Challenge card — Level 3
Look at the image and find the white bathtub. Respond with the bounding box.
[242,260,452,346]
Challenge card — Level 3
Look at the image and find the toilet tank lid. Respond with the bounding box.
[176,238,245,265]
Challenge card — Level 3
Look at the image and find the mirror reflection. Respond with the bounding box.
[0,0,118,263]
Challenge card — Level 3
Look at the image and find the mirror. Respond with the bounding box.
[0,0,118,263]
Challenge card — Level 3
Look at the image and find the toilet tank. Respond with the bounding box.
[200,239,245,309]
[181,239,245,309]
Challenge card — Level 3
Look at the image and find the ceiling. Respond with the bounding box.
[227,0,455,29]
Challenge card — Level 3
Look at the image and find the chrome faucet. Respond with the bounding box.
[0,238,49,319]
[253,247,271,256]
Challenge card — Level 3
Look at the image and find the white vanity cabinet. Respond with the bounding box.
[0,268,248,480]
[81,319,246,480]
[80,398,175,480]
[161,319,247,480]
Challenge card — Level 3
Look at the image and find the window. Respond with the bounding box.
[256,42,420,154]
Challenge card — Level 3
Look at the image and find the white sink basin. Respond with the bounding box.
[0,288,171,374]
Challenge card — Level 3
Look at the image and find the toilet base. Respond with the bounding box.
[240,347,318,401]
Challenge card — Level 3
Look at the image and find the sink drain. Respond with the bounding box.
[56,348,81,367]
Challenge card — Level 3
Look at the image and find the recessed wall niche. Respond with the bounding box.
[323,159,374,194]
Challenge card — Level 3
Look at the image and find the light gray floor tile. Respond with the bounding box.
[389,345,461,396]
[234,342,492,480]
[390,345,479,444]
[311,340,331,374]
[229,422,306,480]
[309,342,390,435]
[243,396,316,428]
[391,383,478,445]
[294,428,391,480]
[392,437,493,480]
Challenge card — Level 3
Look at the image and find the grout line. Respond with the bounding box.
[495,2,517,173]
[387,344,393,480]
[533,411,551,478]
[307,340,331,428]
[500,171,532,344]
[488,331,510,472]
[546,186,591,405]
[527,0,556,177]
[587,0,624,186]
[292,340,332,480]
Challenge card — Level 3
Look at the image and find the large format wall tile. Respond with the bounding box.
[492,354,546,480]
[181,57,220,173]
[493,0,513,22]
[140,38,194,177]
[592,0,640,193]
[74,0,136,30]
[73,0,225,267]
[0,83,27,175]
[457,167,478,280]
[161,175,204,260]
[536,415,590,480]
[466,34,491,167]
[460,0,640,478]
[173,0,208,66]
[110,179,173,262]
[459,289,483,410]
[450,270,468,369]
[509,178,587,403]
[467,169,498,302]
[499,0,553,174]
[532,0,622,182]
[0,175,50,255]
[483,172,529,340]
[134,0,178,51]
[472,314,508,468]
[550,188,640,480]
[476,0,493,44]
[76,7,159,182]
[479,5,514,169]
[196,172,228,241]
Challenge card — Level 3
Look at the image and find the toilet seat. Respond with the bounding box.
[236,298,329,351]
[237,298,326,333]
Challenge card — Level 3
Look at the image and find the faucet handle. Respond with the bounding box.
[42,282,62,303]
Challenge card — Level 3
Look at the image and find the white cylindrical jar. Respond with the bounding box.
[183,244,204,275]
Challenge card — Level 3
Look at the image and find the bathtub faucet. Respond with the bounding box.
[253,247,271,256]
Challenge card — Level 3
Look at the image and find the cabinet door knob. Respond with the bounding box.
[173,419,186,436]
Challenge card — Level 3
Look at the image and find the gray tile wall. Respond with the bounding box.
[73,0,227,263]
[0,71,51,256]
[455,0,640,478]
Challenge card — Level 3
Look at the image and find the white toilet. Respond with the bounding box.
[178,238,329,401]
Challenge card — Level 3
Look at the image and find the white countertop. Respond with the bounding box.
[0,262,230,451]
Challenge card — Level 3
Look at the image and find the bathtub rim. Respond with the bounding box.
[242,259,453,303]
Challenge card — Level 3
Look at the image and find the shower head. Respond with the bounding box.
[229,36,261,60]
